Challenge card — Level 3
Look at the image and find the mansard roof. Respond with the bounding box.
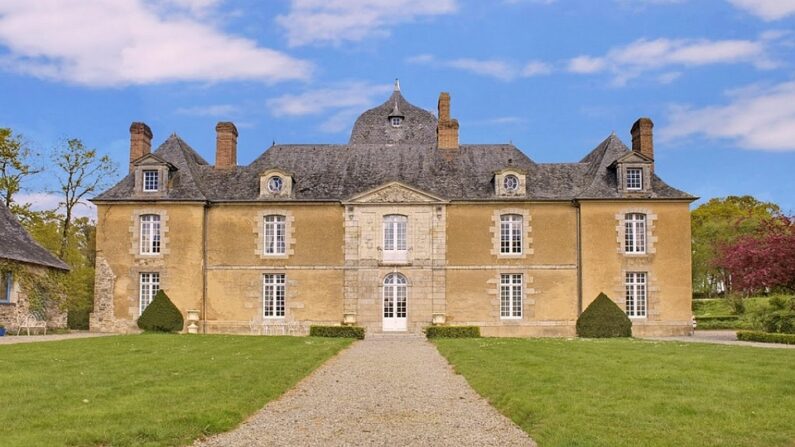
[94,91,694,203]
[0,203,69,270]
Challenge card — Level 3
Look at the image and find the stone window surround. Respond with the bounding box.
[133,165,170,197]
[612,268,661,321]
[377,270,411,317]
[254,209,296,259]
[616,163,652,194]
[381,214,410,264]
[616,208,657,256]
[490,208,533,258]
[259,169,293,198]
[129,209,170,260]
[0,271,16,304]
[494,170,527,197]
[487,269,536,322]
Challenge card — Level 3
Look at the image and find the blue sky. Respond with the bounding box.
[2,0,795,217]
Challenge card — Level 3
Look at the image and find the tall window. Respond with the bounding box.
[625,272,647,318]
[143,170,159,192]
[500,274,523,319]
[0,272,12,303]
[140,214,161,255]
[500,214,523,254]
[263,274,286,318]
[383,273,408,320]
[625,213,647,254]
[139,272,160,314]
[383,215,407,262]
[626,168,642,190]
[264,215,286,255]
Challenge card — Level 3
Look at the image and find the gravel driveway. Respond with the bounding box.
[194,335,535,447]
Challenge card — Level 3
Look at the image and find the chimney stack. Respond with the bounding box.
[631,117,654,161]
[437,92,459,150]
[215,122,238,169]
[129,122,152,173]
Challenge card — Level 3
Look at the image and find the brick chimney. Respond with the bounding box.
[129,122,152,173]
[215,122,238,169]
[437,92,459,150]
[631,117,654,161]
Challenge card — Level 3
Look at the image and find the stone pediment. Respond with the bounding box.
[347,182,446,204]
[132,153,176,170]
[612,151,653,165]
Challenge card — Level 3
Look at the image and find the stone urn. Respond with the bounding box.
[432,313,446,325]
[343,313,357,326]
[186,309,201,334]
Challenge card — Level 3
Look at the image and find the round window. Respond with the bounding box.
[504,175,519,192]
[267,176,283,193]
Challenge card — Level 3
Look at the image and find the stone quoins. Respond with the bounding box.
[253,209,296,259]
[129,208,170,260]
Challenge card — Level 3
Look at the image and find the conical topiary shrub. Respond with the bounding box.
[137,290,184,333]
[576,292,632,338]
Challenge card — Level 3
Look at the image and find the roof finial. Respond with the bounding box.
[394,78,400,92]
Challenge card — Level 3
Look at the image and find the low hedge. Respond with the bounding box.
[309,325,365,339]
[736,330,795,345]
[696,315,739,322]
[425,326,480,338]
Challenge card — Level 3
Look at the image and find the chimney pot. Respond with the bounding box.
[437,92,459,150]
[631,117,654,162]
[215,122,238,169]
[129,122,152,173]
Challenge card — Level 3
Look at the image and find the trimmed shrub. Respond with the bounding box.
[576,292,632,338]
[737,330,795,345]
[756,296,795,334]
[425,326,480,339]
[137,290,184,333]
[309,325,365,339]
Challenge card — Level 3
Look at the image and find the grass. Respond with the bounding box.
[434,337,795,447]
[0,334,352,447]
[692,296,777,329]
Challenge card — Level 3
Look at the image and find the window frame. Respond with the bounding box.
[499,214,523,255]
[625,272,647,318]
[500,273,523,319]
[139,214,161,255]
[626,167,643,191]
[139,272,160,315]
[142,169,160,192]
[624,213,647,254]
[263,215,286,255]
[383,214,408,263]
[263,273,286,319]
[0,272,12,304]
[267,176,283,193]
[390,117,403,127]
[503,175,519,192]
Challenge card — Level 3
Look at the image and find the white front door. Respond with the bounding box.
[383,273,408,331]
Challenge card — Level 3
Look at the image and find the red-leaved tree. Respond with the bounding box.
[715,216,795,294]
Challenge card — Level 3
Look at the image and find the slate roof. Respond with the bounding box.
[0,202,70,270]
[93,90,694,203]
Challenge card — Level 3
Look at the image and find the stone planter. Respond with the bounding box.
[432,313,446,325]
[343,313,357,325]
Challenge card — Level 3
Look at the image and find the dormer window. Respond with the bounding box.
[267,176,283,193]
[142,170,159,192]
[390,117,403,127]
[504,175,519,192]
[626,168,643,191]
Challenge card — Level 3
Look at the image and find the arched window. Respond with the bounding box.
[625,213,646,253]
[500,214,522,254]
[383,215,408,262]
[264,215,286,254]
[383,273,408,322]
[140,214,161,254]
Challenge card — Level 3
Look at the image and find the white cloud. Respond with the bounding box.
[660,80,795,151]
[276,0,457,47]
[0,0,312,87]
[728,0,795,21]
[567,37,775,85]
[15,192,97,219]
[407,55,551,81]
[266,82,393,133]
[175,104,240,117]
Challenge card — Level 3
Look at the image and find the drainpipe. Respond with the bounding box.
[572,199,583,316]
[202,201,209,334]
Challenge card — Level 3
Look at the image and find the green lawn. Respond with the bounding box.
[692,296,776,329]
[435,338,795,447]
[0,334,352,447]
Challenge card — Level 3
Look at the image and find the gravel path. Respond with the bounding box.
[0,331,115,345]
[642,330,795,349]
[194,335,535,447]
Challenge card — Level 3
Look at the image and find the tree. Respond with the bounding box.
[0,127,41,208]
[691,196,781,296]
[715,216,795,295]
[52,138,116,258]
